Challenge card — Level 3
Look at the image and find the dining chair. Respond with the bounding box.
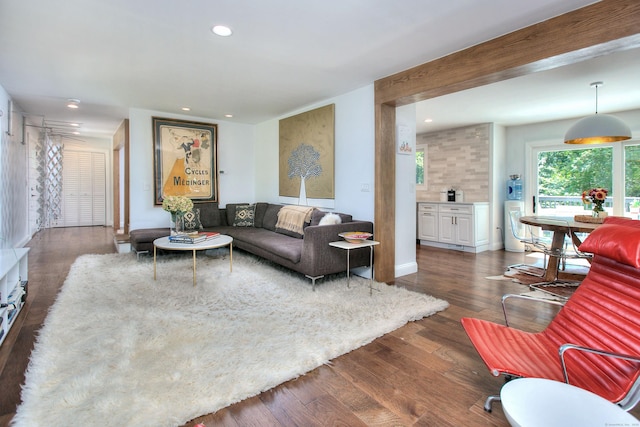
[508,209,555,277]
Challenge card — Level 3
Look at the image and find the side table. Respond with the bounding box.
[500,377,639,427]
[329,239,379,295]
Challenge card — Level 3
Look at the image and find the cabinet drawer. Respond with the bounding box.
[418,203,438,213]
[438,204,473,215]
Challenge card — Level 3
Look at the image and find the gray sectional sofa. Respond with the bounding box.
[130,202,374,288]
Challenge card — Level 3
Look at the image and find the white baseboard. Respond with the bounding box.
[395,261,418,278]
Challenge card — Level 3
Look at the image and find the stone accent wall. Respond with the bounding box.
[416,124,490,202]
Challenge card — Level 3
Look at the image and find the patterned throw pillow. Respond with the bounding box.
[233,204,255,227]
[182,208,203,231]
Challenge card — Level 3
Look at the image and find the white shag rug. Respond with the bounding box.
[13,251,449,427]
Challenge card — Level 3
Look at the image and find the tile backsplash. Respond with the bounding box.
[416,124,490,202]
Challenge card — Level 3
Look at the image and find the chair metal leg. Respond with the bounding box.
[484,395,500,412]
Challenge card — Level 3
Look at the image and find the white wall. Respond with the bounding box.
[395,104,418,277]
[254,85,375,222]
[0,85,29,248]
[128,108,255,230]
[490,124,507,250]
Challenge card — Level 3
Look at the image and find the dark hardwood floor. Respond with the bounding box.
[1,227,638,426]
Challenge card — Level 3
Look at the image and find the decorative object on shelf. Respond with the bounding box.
[339,231,373,243]
[162,195,193,235]
[581,187,608,218]
[564,82,631,145]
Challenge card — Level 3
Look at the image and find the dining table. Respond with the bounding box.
[519,215,602,282]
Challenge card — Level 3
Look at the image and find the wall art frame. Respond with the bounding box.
[152,117,218,205]
[278,104,335,205]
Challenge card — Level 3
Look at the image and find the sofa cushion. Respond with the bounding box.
[231,227,303,263]
[182,208,203,230]
[262,204,282,231]
[253,202,269,228]
[233,204,256,227]
[196,202,220,228]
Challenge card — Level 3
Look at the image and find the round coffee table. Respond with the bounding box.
[153,235,233,286]
[500,377,639,427]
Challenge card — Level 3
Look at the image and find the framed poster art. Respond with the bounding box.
[153,117,218,205]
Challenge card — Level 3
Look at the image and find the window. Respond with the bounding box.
[530,141,639,217]
[536,146,613,215]
[416,145,426,188]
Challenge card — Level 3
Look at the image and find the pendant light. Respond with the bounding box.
[564,81,631,145]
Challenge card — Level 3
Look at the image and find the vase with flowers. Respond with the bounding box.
[162,195,193,235]
[582,187,608,218]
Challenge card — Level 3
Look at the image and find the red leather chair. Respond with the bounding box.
[461,217,640,412]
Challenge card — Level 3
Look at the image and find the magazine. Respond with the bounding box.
[168,231,220,244]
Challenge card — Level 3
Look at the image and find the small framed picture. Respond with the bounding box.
[397,125,413,155]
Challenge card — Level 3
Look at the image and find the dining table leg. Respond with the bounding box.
[543,231,567,281]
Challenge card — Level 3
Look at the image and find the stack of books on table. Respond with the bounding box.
[168,231,220,244]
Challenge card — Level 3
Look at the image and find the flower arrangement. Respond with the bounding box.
[162,195,193,215]
[582,187,608,214]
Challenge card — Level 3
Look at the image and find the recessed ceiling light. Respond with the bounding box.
[225,114,233,118]
[424,118,433,123]
[181,107,191,112]
[69,123,80,127]
[67,99,80,109]
[72,131,80,135]
[212,25,232,37]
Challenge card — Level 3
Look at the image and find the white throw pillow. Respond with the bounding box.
[318,213,342,225]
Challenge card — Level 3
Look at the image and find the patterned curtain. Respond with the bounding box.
[42,133,63,228]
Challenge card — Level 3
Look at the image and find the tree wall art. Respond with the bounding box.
[278,104,335,205]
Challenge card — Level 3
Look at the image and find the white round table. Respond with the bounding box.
[153,235,233,286]
[501,378,639,427]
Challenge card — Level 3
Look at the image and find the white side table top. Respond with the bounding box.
[501,378,639,427]
[329,240,380,250]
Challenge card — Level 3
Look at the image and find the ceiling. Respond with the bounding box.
[2,0,636,142]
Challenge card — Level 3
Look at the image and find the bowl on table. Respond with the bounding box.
[339,231,373,243]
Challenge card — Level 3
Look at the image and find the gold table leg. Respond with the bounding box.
[153,245,157,280]
[193,249,197,287]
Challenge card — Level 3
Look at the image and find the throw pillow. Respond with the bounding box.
[182,208,203,230]
[318,213,342,225]
[196,202,220,228]
[262,204,283,231]
[233,204,256,227]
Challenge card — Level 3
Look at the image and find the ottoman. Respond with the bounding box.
[129,228,170,258]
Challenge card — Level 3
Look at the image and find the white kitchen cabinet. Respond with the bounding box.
[417,203,438,241]
[418,202,489,253]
